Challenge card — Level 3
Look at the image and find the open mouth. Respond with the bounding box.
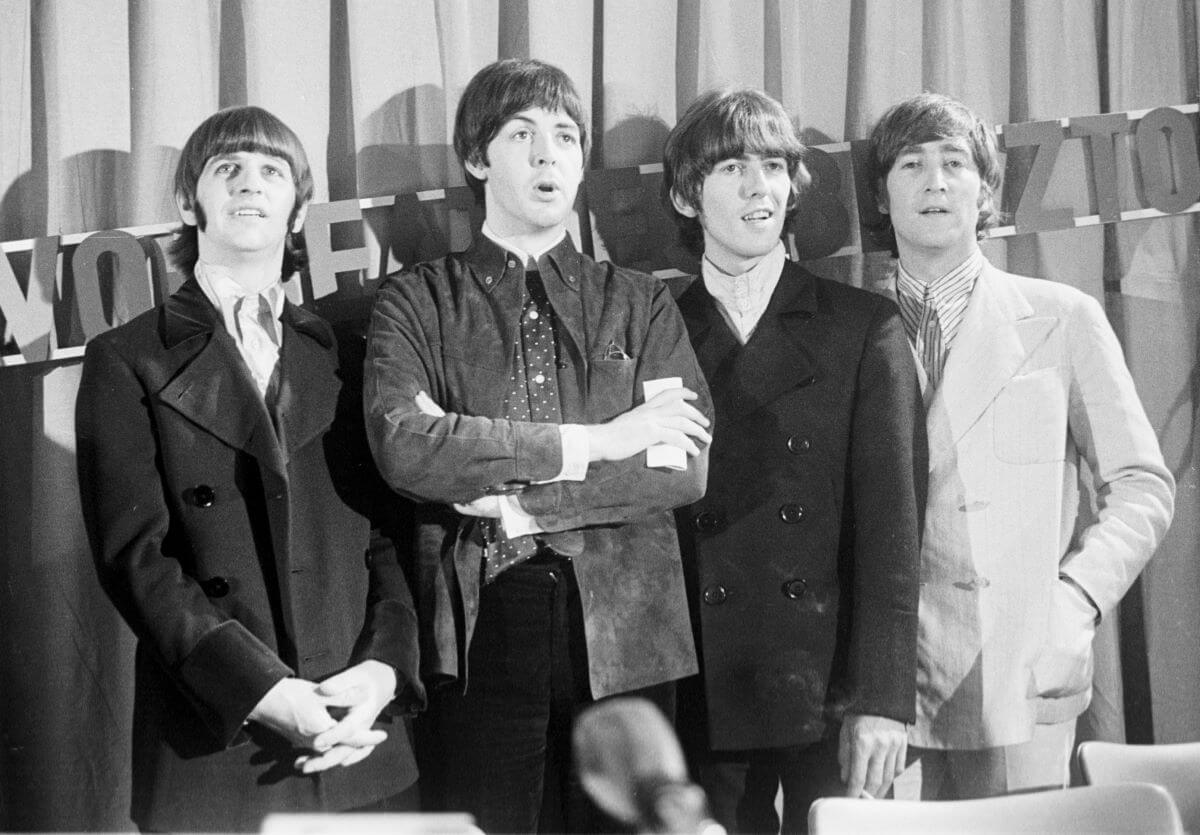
[742,209,773,222]
[233,208,266,218]
[535,183,559,195]
[919,208,949,215]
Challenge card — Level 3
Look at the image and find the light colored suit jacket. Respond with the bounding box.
[905,262,1174,750]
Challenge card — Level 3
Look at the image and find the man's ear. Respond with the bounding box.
[875,180,890,215]
[291,202,309,234]
[670,189,699,219]
[176,192,199,227]
[464,156,489,182]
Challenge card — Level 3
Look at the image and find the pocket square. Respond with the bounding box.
[602,340,631,361]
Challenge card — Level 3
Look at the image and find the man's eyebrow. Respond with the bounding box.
[504,115,537,128]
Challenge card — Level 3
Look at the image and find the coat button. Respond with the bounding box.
[779,503,805,524]
[200,576,230,598]
[188,485,216,508]
[782,578,808,599]
[702,585,728,605]
[693,509,725,534]
[787,436,812,454]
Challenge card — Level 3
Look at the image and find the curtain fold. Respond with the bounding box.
[1106,0,1200,746]
[1,1,1196,829]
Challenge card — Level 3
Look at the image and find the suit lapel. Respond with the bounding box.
[156,280,287,476]
[930,265,1058,459]
[273,303,339,462]
[678,261,818,424]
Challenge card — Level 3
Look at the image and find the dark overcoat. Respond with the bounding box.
[75,280,420,833]
[673,260,926,751]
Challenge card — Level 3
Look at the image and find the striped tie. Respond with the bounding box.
[918,285,945,389]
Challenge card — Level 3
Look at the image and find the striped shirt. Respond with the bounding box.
[895,248,984,388]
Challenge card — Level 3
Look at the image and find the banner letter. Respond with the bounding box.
[73,230,153,342]
[0,237,60,365]
[1134,107,1200,214]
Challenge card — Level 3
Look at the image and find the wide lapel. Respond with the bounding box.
[678,260,819,425]
[157,280,286,476]
[272,302,339,462]
[930,265,1058,459]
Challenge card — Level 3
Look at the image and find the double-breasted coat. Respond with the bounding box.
[673,260,927,751]
[75,280,420,833]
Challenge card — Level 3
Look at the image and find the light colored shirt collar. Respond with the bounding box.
[195,260,286,341]
[194,260,285,399]
[701,241,786,344]
[482,222,566,269]
[895,247,984,305]
[894,247,983,354]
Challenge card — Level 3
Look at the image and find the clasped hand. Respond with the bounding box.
[247,659,397,774]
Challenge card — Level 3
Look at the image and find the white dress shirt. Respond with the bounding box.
[194,260,284,400]
[702,241,785,344]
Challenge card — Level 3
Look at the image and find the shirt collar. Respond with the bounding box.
[194,260,286,337]
[482,222,566,268]
[895,247,984,305]
[701,241,786,294]
[469,228,581,294]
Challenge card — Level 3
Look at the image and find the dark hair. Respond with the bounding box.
[169,105,314,280]
[453,59,590,200]
[865,92,1003,256]
[661,88,808,255]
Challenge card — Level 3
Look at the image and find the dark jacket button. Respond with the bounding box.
[787,436,812,454]
[702,585,728,605]
[779,503,805,524]
[782,578,808,600]
[693,509,724,534]
[188,485,216,508]
[200,576,230,598]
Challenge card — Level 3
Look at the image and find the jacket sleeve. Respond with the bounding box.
[364,275,565,504]
[1057,293,1175,616]
[516,281,713,530]
[75,336,291,747]
[842,298,926,723]
[354,521,426,715]
[332,322,426,715]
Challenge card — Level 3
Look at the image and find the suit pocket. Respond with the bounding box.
[1030,579,1096,699]
[441,350,509,414]
[587,358,636,420]
[993,368,1067,464]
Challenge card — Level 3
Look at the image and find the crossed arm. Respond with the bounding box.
[363,278,713,522]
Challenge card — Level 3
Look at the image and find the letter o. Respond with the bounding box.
[1134,107,1200,214]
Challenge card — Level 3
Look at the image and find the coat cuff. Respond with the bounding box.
[177,620,293,747]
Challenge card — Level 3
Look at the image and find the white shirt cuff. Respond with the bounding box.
[555,424,589,481]
[499,494,542,537]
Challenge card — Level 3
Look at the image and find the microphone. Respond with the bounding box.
[572,697,725,835]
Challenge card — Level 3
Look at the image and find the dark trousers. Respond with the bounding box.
[686,735,844,834]
[417,558,674,833]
